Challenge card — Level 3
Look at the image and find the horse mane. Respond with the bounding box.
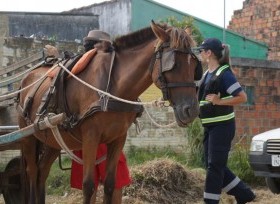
[113,26,157,51]
[113,23,195,51]
[168,27,196,50]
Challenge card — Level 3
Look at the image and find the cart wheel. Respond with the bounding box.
[265,177,280,194]
[3,156,24,204]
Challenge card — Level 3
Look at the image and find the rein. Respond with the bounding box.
[149,42,196,101]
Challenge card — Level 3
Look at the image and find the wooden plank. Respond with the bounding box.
[0,92,18,102]
[0,74,24,88]
[0,113,65,145]
[0,52,44,76]
[0,60,45,90]
[0,99,15,108]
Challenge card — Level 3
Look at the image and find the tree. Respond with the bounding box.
[161,16,204,45]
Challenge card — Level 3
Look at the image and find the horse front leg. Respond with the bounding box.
[82,132,99,204]
[37,145,60,204]
[103,136,126,204]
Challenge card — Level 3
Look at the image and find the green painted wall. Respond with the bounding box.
[131,0,268,60]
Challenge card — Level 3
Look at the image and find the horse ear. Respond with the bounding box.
[151,20,169,42]
[185,27,192,35]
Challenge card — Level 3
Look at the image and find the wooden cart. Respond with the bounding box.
[0,52,65,203]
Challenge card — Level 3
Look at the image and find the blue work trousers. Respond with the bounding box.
[203,122,235,203]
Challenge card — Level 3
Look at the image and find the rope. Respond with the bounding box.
[58,63,176,128]
[144,106,176,128]
[44,113,83,164]
[58,63,152,106]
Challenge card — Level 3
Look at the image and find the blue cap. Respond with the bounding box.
[198,38,223,52]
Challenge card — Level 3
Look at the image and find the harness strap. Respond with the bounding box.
[22,76,48,121]
[100,50,116,111]
[166,82,196,88]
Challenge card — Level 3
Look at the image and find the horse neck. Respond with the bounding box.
[112,40,155,100]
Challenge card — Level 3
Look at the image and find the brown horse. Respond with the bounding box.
[17,21,201,204]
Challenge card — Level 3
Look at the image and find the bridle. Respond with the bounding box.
[149,42,202,101]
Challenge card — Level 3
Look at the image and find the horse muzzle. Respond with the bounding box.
[173,98,199,127]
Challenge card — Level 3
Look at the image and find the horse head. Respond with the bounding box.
[150,21,202,127]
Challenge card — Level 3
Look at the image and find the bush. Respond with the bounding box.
[185,118,204,168]
[228,144,265,185]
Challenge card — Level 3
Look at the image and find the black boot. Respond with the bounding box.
[228,181,256,204]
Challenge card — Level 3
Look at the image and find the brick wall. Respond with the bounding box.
[232,58,280,139]
[228,0,280,61]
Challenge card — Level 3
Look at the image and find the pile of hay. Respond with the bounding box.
[123,158,205,204]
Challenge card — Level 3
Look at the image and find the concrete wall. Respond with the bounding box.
[0,12,98,42]
[126,105,187,151]
[0,12,98,68]
[2,37,83,67]
[68,0,132,37]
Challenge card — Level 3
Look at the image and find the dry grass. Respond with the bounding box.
[123,158,204,204]
[139,84,161,102]
[1,158,278,203]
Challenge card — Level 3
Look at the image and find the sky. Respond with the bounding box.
[0,0,244,27]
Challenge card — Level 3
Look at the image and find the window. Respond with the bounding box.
[242,85,255,106]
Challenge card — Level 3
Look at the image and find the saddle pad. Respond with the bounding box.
[68,48,97,78]
[47,48,97,78]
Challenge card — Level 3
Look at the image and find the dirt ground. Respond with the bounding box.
[0,186,278,204]
[10,187,280,204]
[46,187,280,204]
[0,159,279,204]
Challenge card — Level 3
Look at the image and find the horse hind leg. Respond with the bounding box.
[36,144,60,204]
[21,136,39,204]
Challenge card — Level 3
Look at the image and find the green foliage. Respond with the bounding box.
[161,16,204,45]
[46,157,71,195]
[48,35,57,41]
[185,118,205,168]
[228,144,265,185]
[126,146,188,166]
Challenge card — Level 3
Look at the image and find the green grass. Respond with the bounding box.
[139,84,161,102]
[126,146,189,166]
[46,157,71,195]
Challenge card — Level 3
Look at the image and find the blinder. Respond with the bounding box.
[161,50,175,72]
[150,42,202,101]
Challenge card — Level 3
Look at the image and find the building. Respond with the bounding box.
[68,0,268,60]
[228,0,280,61]
[0,0,280,148]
